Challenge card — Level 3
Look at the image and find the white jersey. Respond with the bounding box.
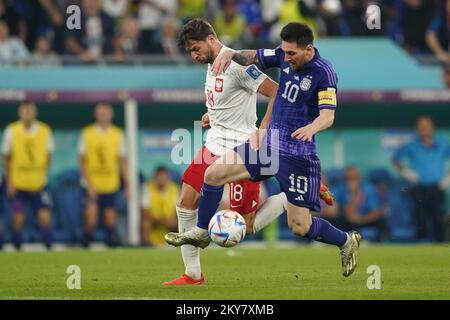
[204,46,268,156]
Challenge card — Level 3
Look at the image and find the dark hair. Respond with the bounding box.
[416,115,434,124]
[95,102,112,108]
[19,100,36,108]
[177,18,217,48]
[155,166,169,175]
[280,22,314,48]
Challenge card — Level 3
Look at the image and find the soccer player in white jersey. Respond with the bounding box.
[163,19,335,285]
[162,18,285,286]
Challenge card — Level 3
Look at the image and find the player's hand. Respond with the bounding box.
[201,113,210,128]
[249,129,266,151]
[7,183,16,197]
[291,124,317,142]
[400,167,419,184]
[211,49,234,76]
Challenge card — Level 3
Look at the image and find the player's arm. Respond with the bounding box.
[1,127,14,196]
[46,130,55,172]
[345,201,382,225]
[345,191,382,225]
[77,132,96,199]
[291,108,335,142]
[78,154,96,198]
[119,132,130,199]
[392,144,419,183]
[211,49,258,76]
[249,78,278,150]
[201,112,210,128]
[425,15,450,63]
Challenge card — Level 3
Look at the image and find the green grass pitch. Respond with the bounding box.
[0,244,449,300]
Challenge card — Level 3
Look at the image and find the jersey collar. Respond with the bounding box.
[21,121,38,134]
[303,47,320,69]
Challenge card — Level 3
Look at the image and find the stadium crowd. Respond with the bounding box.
[0,0,448,67]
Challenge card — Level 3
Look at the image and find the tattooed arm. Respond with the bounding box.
[211,49,258,76]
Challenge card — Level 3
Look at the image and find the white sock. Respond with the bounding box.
[253,192,287,234]
[340,233,351,250]
[176,206,201,279]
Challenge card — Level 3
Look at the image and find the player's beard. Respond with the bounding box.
[203,44,214,64]
[292,54,308,70]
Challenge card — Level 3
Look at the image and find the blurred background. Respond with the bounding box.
[0,0,449,250]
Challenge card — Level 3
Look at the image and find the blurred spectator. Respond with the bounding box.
[425,0,450,64]
[0,19,29,66]
[341,0,369,36]
[113,17,142,62]
[78,103,129,247]
[137,0,178,54]
[39,0,72,54]
[401,0,435,54]
[160,15,180,58]
[0,0,26,41]
[214,0,248,48]
[260,0,283,29]
[340,0,396,37]
[66,0,116,63]
[1,102,54,250]
[317,0,344,36]
[268,0,318,44]
[238,0,266,40]
[102,0,130,20]
[140,166,179,246]
[30,35,61,66]
[393,116,450,242]
[178,0,207,23]
[335,166,386,241]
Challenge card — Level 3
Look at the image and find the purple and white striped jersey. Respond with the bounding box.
[256,47,338,156]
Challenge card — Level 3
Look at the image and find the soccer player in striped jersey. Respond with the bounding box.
[163,19,335,285]
[166,22,361,277]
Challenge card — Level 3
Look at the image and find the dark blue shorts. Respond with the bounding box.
[83,190,118,210]
[234,142,321,212]
[9,188,52,214]
[97,193,118,209]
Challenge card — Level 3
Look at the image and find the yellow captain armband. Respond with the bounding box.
[318,88,337,106]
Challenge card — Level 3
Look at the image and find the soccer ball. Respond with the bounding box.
[208,210,247,247]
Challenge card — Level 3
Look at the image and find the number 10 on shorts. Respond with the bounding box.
[288,174,308,194]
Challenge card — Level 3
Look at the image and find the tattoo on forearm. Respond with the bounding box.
[232,50,258,66]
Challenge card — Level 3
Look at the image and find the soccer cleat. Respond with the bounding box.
[165,227,210,249]
[320,183,335,206]
[340,231,362,277]
[162,273,206,286]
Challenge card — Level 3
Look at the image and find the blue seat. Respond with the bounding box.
[367,169,415,242]
[327,169,345,188]
[386,180,415,242]
[52,169,84,243]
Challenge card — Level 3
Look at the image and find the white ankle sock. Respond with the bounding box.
[176,206,201,279]
[253,192,287,234]
[340,233,351,250]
